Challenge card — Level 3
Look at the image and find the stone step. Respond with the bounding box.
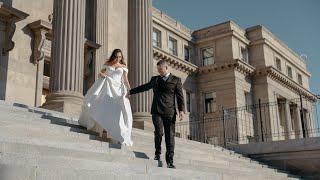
[0,121,275,174]
[0,101,300,179]
[0,116,255,163]
[0,136,296,179]
[0,115,257,166]
[0,114,293,178]
[0,103,259,166]
[0,150,290,180]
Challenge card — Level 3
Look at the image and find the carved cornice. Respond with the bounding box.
[28,20,52,64]
[153,47,198,75]
[255,66,317,101]
[0,2,29,54]
[84,39,101,50]
[197,59,256,76]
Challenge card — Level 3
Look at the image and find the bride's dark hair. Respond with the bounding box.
[106,49,126,65]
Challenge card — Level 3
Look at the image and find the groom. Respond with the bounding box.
[128,60,185,169]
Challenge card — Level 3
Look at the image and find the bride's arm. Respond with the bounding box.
[123,70,131,90]
[98,67,107,78]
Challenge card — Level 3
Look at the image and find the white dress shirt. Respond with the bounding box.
[162,72,171,81]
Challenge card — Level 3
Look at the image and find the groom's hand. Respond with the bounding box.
[178,111,184,121]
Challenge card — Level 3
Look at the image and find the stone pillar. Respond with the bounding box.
[294,105,303,138]
[43,0,86,117]
[95,0,108,79]
[128,0,153,129]
[284,101,294,139]
[28,20,52,107]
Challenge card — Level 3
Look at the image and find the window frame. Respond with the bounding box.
[275,57,282,71]
[240,46,249,63]
[184,45,190,61]
[297,73,303,85]
[204,92,217,113]
[287,65,293,79]
[201,47,214,66]
[168,36,178,56]
[152,28,161,48]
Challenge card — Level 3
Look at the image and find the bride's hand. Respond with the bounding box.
[98,72,107,78]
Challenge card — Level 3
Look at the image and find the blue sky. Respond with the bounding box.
[153,0,320,96]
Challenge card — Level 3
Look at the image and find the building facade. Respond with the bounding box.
[0,0,317,144]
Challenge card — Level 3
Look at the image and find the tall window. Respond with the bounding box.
[245,91,253,113]
[184,45,190,61]
[240,47,249,63]
[297,73,303,85]
[275,58,281,71]
[43,60,50,77]
[204,92,216,113]
[287,66,293,79]
[202,47,214,66]
[168,37,177,56]
[152,28,161,48]
[186,92,191,112]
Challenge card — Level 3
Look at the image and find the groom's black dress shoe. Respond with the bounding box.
[154,154,160,161]
[167,162,176,169]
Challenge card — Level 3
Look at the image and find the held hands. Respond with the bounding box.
[178,111,185,121]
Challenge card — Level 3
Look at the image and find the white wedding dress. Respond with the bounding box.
[79,65,133,146]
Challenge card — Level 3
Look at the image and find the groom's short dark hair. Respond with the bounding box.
[157,60,167,66]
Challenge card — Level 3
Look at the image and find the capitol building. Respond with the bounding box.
[0,0,318,144]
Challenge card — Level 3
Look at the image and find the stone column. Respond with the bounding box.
[294,105,303,138]
[284,101,294,139]
[43,0,86,117]
[128,0,153,129]
[95,0,108,79]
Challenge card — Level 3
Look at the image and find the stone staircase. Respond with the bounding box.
[0,100,301,180]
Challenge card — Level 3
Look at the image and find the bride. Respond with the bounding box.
[79,49,133,146]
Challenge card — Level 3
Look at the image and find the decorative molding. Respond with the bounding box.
[84,39,101,50]
[28,20,52,64]
[153,47,198,75]
[255,66,317,101]
[197,58,255,76]
[0,2,29,54]
[5,20,15,52]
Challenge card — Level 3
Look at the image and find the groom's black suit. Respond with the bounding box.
[129,73,185,164]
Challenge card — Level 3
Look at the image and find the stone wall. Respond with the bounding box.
[3,0,53,106]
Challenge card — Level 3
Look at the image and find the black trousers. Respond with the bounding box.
[152,113,176,164]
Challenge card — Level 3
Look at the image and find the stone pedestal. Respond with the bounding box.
[43,0,86,118]
[128,0,153,129]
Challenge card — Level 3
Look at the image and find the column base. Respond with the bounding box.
[42,91,84,118]
[133,112,153,131]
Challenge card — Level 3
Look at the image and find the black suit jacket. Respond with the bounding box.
[129,74,185,115]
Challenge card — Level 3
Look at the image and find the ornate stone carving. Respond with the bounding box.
[5,19,16,52]
[255,66,317,101]
[153,47,198,75]
[0,2,28,54]
[28,20,52,64]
